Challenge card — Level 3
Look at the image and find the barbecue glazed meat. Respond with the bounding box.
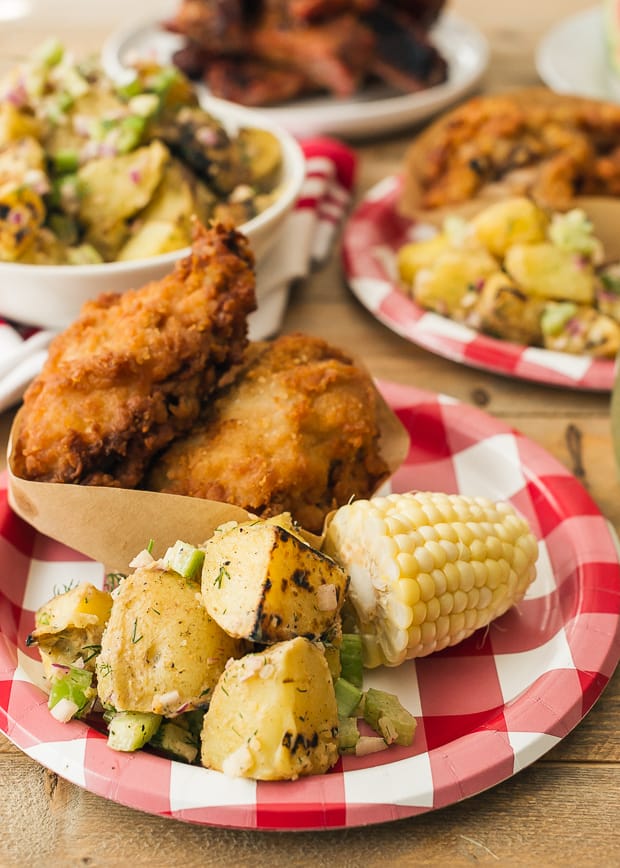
[168,0,448,105]
[399,88,620,216]
[145,333,390,534]
[167,0,247,52]
[365,5,447,93]
[11,222,256,488]
[205,58,315,106]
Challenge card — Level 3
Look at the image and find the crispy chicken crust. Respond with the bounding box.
[399,88,620,216]
[145,333,390,533]
[11,222,256,487]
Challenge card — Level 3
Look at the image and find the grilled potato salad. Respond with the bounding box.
[397,196,620,357]
[29,495,538,780]
[0,40,283,265]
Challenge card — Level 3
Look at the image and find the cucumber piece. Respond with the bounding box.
[52,149,79,175]
[322,642,342,682]
[48,666,95,718]
[337,716,360,754]
[363,688,417,747]
[149,721,198,764]
[162,540,205,580]
[334,677,363,718]
[339,633,363,688]
[107,711,162,752]
[182,709,206,740]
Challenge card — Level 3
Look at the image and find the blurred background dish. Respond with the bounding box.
[342,174,616,391]
[536,5,620,101]
[0,97,306,334]
[102,11,489,139]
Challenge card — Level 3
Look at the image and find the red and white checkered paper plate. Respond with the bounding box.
[1,381,619,831]
[343,175,617,391]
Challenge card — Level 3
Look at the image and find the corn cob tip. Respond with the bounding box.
[322,491,538,668]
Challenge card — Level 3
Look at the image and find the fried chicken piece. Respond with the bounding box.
[145,333,390,534]
[11,222,256,488]
[399,88,620,217]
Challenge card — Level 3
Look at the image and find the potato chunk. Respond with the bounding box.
[28,582,112,679]
[77,140,169,259]
[201,637,339,780]
[96,567,245,715]
[412,247,497,317]
[116,159,214,261]
[475,271,545,345]
[504,242,595,303]
[201,519,348,643]
[470,196,548,257]
[397,233,451,286]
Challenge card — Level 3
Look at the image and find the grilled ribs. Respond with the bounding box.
[167,0,448,105]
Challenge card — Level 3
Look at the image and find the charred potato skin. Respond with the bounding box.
[201,521,349,644]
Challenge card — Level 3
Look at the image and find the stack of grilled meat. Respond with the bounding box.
[167,0,448,105]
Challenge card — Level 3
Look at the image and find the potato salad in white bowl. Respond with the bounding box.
[0,40,305,332]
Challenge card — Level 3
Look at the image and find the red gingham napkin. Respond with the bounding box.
[0,138,357,413]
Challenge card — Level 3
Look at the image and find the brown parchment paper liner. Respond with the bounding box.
[7,386,409,574]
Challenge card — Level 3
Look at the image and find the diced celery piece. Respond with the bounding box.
[148,67,182,96]
[66,244,103,265]
[334,677,363,718]
[53,149,79,175]
[339,633,363,688]
[149,721,198,764]
[541,302,578,337]
[48,666,95,717]
[116,115,147,154]
[337,716,360,754]
[363,688,417,747]
[600,269,620,294]
[128,94,159,118]
[116,76,144,101]
[549,208,600,257]
[107,711,162,752]
[163,540,205,580]
[33,38,64,69]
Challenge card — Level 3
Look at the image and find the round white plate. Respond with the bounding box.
[102,12,489,139]
[536,5,620,101]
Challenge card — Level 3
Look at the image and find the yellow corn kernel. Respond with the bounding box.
[323,491,538,667]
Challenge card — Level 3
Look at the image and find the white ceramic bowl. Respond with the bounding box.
[0,100,306,338]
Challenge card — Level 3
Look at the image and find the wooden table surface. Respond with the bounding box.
[2,1,619,865]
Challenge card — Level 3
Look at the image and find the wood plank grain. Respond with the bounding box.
[1,752,618,867]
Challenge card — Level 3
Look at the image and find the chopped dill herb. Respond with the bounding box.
[214,566,230,588]
[131,618,143,644]
[104,572,126,592]
[81,644,101,663]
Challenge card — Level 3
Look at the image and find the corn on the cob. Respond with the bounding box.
[322,491,538,668]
